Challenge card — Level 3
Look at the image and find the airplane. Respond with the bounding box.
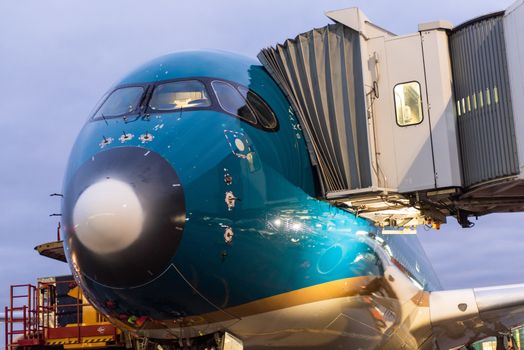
[61,48,524,350]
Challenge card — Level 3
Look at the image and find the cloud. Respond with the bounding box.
[0,2,520,347]
[418,213,524,289]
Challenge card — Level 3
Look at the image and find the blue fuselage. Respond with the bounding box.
[61,51,440,338]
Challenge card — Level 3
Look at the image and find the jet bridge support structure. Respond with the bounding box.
[259,0,524,229]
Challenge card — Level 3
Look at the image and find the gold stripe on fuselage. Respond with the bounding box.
[131,275,380,330]
[223,275,377,318]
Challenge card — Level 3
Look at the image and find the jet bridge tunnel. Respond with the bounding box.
[258,0,524,229]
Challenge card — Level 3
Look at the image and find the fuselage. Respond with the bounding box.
[61,50,441,349]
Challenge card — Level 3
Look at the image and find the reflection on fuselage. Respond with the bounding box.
[61,50,441,349]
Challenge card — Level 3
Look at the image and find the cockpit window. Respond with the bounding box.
[149,80,211,111]
[93,86,144,119]
[237,86,278,129]
[89,78,278,131]
[211,81,258,125]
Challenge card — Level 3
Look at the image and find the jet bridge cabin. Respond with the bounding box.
[258,0,524,229]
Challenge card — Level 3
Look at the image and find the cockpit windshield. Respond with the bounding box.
[93,86,144,119]
[149,80,211,111]
[90,78,278,132]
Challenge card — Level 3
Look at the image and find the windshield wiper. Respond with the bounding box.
[100,113,108,126]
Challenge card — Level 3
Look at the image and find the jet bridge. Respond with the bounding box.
[258,0,524,229]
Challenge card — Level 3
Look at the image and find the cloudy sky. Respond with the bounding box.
[0,0,522,336]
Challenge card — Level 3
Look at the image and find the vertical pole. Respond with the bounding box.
[4,306,8,350]
[32,285,35,335]
[42,283,47,339]
[54,284,57,331]
[9,288,13,349]
[23,305,27,339]
[8,285,12,348]
[31,285,34,335]
[35,285,40,339]
[77,283,81,344]
[26,285,30,336]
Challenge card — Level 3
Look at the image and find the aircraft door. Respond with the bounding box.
[385,34,436,192]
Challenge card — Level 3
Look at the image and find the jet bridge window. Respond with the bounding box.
[394,82,423,127]
[149,80,211,111]
[93,86,144,119]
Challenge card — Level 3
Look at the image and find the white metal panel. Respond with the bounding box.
[367,37,400,190]
[385,34,436,192]
[430,283,524,349]
[327,7,400,192]
[504,1,524,178]
[357,31,380,189]
[418,21,453,32]
[420,29,462,188]
[325,8,395,40]
[430,289,479,325]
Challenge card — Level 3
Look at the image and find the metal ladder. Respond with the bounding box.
[4,284,46,349]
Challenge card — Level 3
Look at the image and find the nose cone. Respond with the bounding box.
[73,179,145,255]
[62,147,186,288]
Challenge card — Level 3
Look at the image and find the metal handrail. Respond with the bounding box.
[4,279,112,349]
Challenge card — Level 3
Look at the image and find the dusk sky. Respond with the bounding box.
[1,0,523,338]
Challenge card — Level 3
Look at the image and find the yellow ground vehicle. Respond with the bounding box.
[4,241,125,349]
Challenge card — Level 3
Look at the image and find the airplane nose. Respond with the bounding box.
[73,178,145,255]
[62,147,186,288]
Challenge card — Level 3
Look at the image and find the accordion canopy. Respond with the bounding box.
[258,23,371,197]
